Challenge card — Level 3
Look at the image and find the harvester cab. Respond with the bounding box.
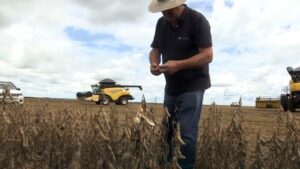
[77,78,142,105]
[280,66,300,112]
[287,66,300,82]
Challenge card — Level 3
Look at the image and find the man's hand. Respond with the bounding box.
[159,60,180,75]
[150,63,162,76]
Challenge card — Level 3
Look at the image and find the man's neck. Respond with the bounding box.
[178,5,185,16]
[171,5,185,27]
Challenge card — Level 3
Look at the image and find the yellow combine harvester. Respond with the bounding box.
[255,97,280,108]
[280,66,300,112]
[77,78,142,105]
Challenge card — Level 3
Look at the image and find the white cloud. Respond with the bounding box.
[0,0,299,106]
[207,0,300,105]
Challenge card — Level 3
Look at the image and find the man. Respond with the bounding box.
[148,0,213,168]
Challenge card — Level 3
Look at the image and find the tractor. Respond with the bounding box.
[76,78,142,105]
[280,66,300,112]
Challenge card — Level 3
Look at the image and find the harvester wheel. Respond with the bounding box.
[280,95,288,111]
[101,95,110,105]
[288,98,296,112]
[119,97,128,105]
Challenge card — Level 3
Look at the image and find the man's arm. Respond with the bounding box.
[159,47,213,75]
[149,48,162,76]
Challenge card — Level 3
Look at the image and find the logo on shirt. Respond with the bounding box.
[178,36,189,40]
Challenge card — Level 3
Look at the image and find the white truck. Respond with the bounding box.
[0,81,24,104]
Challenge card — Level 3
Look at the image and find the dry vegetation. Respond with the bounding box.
[0,98,300,169]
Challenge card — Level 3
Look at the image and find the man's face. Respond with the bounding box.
[162,7,179,24]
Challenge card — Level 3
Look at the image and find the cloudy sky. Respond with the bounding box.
[1,0,300,106]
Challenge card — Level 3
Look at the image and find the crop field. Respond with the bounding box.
[1,97,300,169]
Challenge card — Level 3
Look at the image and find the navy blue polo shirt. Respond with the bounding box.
[151,5,212,95]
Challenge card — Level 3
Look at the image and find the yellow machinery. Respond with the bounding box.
[255,97,280,108]
[77,78,142,105]
[280,66,300,112]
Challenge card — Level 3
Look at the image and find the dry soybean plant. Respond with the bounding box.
[0,99,169,169]
[249,110,300,169]
[197,103,247,169]
[0,101,300,169]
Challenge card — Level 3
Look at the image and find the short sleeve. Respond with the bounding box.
[193,15,212,48]
[151,19,160,48]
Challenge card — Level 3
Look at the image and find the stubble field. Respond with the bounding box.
[1,97,299,169]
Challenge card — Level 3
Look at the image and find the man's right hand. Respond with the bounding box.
[150,63,162,76]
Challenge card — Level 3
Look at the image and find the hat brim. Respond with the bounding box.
[148,0,187,13]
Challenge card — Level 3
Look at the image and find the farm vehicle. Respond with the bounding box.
[281,66,300,112]
[76,78,142,105]
[0,81,24,105]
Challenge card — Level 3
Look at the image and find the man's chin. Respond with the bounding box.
[165,19,177,25]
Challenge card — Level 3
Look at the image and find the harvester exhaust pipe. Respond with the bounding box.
[98,78,143,90]
[115,85,143,90]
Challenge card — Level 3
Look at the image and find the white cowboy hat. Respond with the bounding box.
[148,0,187,13]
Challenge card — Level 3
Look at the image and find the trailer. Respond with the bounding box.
[255,97,280,109]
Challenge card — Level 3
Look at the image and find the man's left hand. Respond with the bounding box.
[159,60,180,75]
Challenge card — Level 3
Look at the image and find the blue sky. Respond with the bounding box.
[1,0,300,105]
[64,26,132,52]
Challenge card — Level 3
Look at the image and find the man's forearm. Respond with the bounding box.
[177,47,213,70]
[149,48,161,65]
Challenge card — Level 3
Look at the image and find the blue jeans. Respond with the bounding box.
[164,90,204,169]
